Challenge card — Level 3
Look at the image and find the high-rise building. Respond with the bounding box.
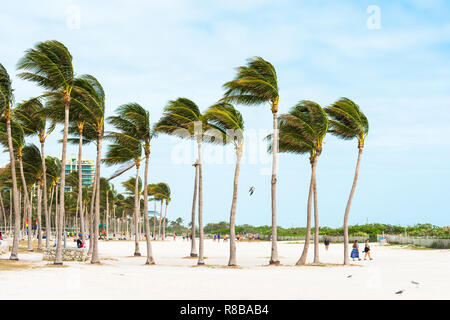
[64,155,95,190]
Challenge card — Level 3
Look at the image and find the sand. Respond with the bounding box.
[1,238,449,300]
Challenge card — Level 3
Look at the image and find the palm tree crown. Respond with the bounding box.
[277,100,328,159]
[222,57,279,112]
[324,98,368,148]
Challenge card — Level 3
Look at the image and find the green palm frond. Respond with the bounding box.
[222,57,279,110]
[16,40,74,92]
[154,98,208,140]
[0,117,25,154]
[122,177,142,195]
[269,100,328,157]
[0,63,13,114]
[324,98,369,145]
[203,102,244,147]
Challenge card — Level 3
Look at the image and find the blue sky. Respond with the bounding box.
[1,0,449,228]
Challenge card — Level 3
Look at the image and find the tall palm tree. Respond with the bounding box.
[45,156,61,248]
[151,182,171,241]
[0,63,21,260]
[325,98,368,265]
[14,99,55,250]
[105,105,145,258]
[119,176,143,254]
[0,117,31,251]
[222,57,281,265]
[273,101,328,265]
[120,103,155,264]
[154,98,209,265]
[17,40,76,265]
[21,144,44,249]
[204,103,244,266]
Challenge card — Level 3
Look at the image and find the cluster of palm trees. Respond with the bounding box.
[0,40,368,267]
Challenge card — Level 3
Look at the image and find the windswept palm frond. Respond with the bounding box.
[324,98,368,146]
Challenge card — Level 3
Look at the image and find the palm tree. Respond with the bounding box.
[21,144,44,250]
[151,183,171,241]
[17,40,76,265]
[222,57,281,265]
[273,101,328,265]
[45,156,61,248]
[204,103,244,266]
[324,98,368,265]
[0,63,21,260]
[154,98,209,265]
[14,99,55,250]
[111,103,155,264]
[0,116,32,251]
[105,105,145,257]
[119,176,143,254]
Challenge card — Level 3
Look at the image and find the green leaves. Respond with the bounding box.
[154,97,206,139]
[0,63,13,114]
[17,40,74,92]
[203,102,244,148]
[222,57,278,109]
[148,182,171,203]
[274,100,328,158]
[324,98,369,146]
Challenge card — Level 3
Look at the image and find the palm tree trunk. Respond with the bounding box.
[88,170,97,256]
[91,135,103,264]
[133,163,141,256]
[77,128,85,243]
[270,110,280,265]
[153,200,156,239]
[297,156,317,265]
[6,116,21,260]
[313,167,320,264]
[0,191,7,235]
[162,200,168,240]
[190,162,198,257]
[18,156,33,252]
[197,139,205,265]
[343,147,364,265]
[158,200,162,239]
[55,98,70,265]
[143,154,155,265]
[228,145,243,266]
[37,182,43,250]
[40,141,49,249]
[47,185,55,248]
[106,192,109,238]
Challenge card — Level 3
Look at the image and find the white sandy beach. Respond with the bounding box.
[1,239,449,300]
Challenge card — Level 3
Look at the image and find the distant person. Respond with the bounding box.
[351,240,361,261]
[324,237,330,251]
[363,240,373,260]
[0,232,2,240]
[213,234,216,241]
[217,234,221,242]
[77,235,84,248]
[173,233,176,241]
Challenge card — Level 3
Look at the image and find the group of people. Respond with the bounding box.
[351,239,373,261]
[323,236,373,261]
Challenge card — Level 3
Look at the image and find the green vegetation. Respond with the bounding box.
[202,222,450,239]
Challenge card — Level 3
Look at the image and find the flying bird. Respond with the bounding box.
[347,275,352,278]
[395,290,405,294]
[249,187,255,196]
[411,281,420,287]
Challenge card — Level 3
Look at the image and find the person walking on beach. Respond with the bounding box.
[324,236,330,251]
[351,240,361,261]
[363,240,373,260]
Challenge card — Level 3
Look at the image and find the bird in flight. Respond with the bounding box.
[411,281,420,287]
[249,187,255,196]
[347,275,352,278]
[395,290,405,294]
